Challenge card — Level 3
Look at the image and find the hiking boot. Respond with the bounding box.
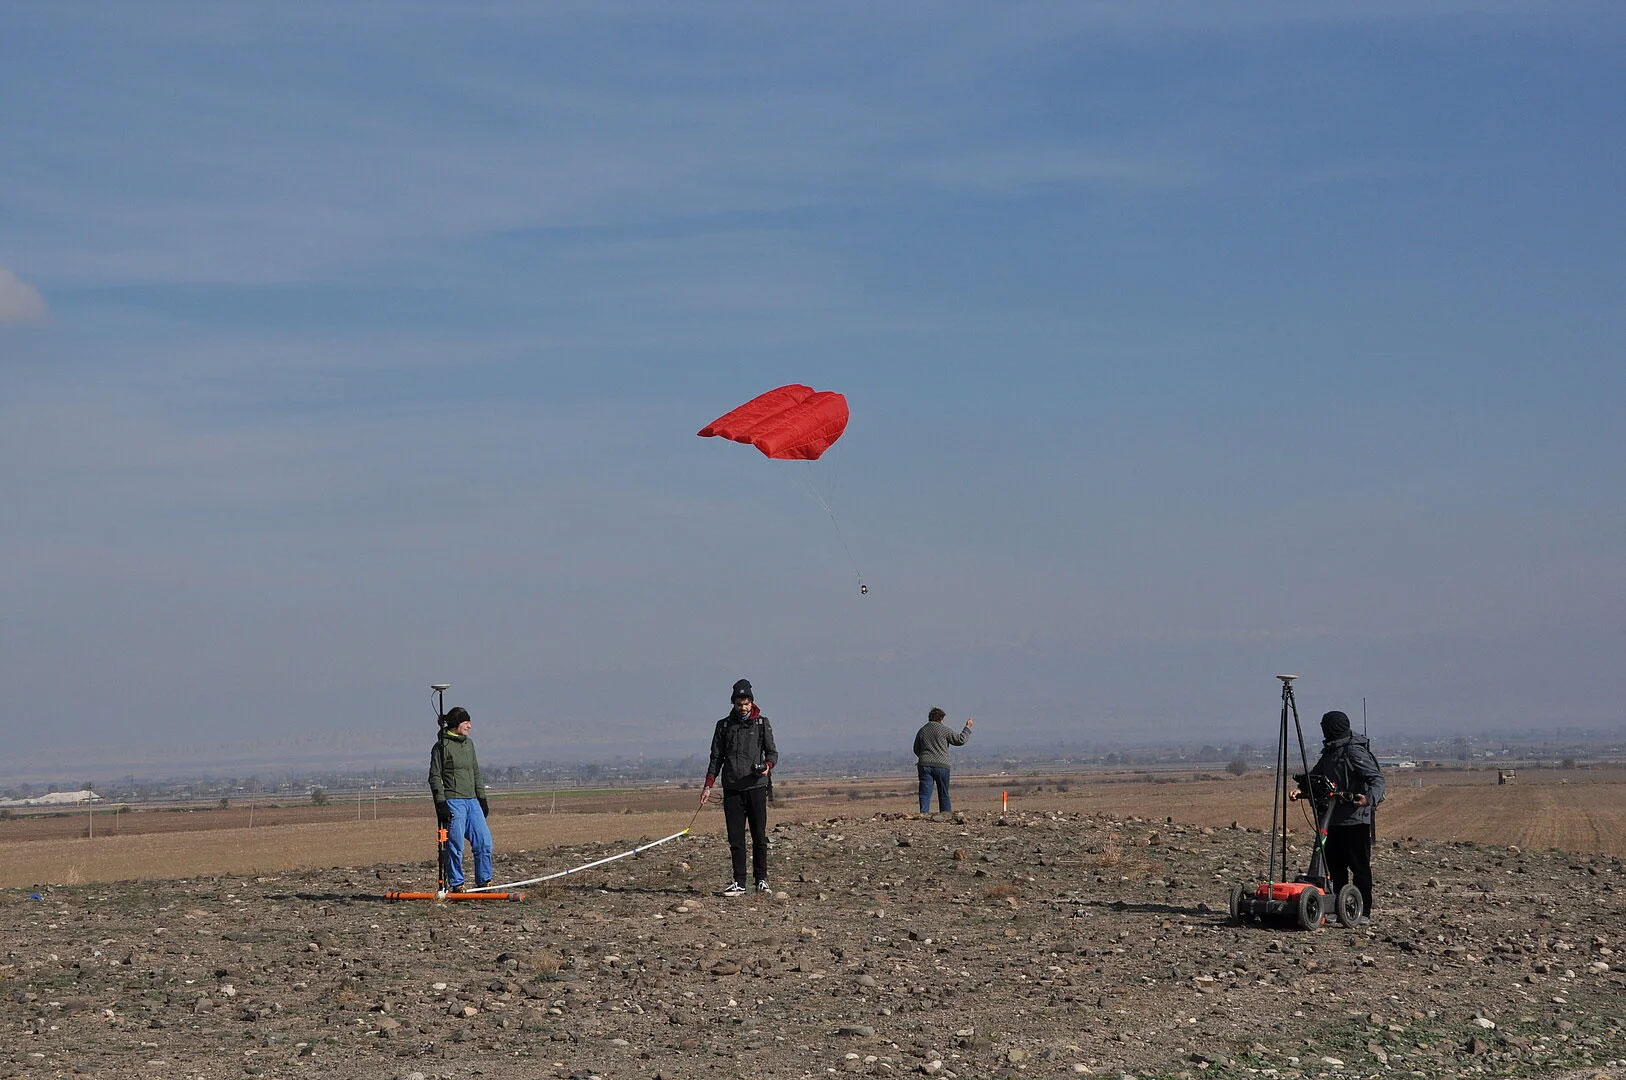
[720,881,747,897]
[448,883,467,893]
[755,880,772,894]
[475,880,492,889]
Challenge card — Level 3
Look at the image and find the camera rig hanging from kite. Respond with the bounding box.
[1227,675,1364,931]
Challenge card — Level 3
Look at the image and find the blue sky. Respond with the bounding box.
[3,2,1623,778]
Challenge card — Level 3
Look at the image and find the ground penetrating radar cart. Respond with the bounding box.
[1228,675,1364,931]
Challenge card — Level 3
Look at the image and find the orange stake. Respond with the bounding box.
[1002,790,1008,810]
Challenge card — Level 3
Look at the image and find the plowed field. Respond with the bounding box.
[4,766,1623,889]
[5,805,1624,1080]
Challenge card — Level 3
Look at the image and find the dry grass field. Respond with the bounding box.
[0,786,704,842]
[4,765,1623,889]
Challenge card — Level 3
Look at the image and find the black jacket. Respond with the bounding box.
[1308,733,1386,827]
[707,709,778,792]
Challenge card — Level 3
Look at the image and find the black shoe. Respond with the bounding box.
[475,880,492,889]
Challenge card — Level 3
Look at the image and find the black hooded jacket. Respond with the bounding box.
[706,708,778,792]
[1308,731,1386,827]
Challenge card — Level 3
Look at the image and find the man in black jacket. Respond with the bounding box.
[700,678,778,896]
[1291,709,1386,922]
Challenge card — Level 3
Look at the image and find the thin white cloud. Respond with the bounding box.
[909,146,1210,194]
[0,266,47,324]
[5,2,1580,287]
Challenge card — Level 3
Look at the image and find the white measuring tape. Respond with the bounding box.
[465,827,692,893]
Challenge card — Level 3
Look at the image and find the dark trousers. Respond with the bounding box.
[1326,823,1375,914]
[722,786,769,885]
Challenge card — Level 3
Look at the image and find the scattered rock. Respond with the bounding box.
[14,803,1625,1080]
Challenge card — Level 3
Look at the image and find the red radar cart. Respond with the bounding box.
[1228,675,1364,931]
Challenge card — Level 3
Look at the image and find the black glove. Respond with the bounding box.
[478,797,491,817]
[435,801,452,827]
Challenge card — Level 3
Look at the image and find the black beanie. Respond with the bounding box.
[731,679,754,703]
[1320,710,1352,740]
[443,706,470,729]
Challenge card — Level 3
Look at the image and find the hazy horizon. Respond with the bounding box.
[5,716,1621,790]
[4,3,1623,779]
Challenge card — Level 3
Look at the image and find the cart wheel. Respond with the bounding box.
[1335,884,1363,928]
[1228,884,1247,924]
[1295,886,1325,931]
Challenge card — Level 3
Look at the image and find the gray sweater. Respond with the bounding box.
[913,720,971,768]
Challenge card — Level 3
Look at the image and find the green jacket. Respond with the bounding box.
[428,729,486,801]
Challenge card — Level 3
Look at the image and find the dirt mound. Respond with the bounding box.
[4,809,1624,1079]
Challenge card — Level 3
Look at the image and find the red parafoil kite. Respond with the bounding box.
[697,384,849,461]
[698,384,866,594]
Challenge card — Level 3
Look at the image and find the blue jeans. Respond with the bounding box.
[918,765,951,813]
[445,798,493,886]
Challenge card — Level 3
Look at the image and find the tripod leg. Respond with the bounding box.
[1269,684,1286,886]
[1288,685,1312,780]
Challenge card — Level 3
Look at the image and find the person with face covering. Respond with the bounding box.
[699,679,778,897]
[428,706,493,891]
[1291,709,1386,922]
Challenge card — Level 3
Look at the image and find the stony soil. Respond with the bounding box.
[4,808,1625,1080]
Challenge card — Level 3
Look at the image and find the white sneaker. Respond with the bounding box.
[720,881,746,897]
[755,880,771,893]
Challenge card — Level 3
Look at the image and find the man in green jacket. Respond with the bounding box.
[428,706,493,890]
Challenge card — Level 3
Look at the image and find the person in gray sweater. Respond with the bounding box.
[913,707,973,814]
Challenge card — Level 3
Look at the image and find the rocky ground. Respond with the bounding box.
[4,808,1625,1080]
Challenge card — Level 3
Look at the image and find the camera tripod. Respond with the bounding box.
[1228,675,1364,930]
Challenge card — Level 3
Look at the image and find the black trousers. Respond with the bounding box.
[722,786,770,885]
[1326,823,1375,914]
